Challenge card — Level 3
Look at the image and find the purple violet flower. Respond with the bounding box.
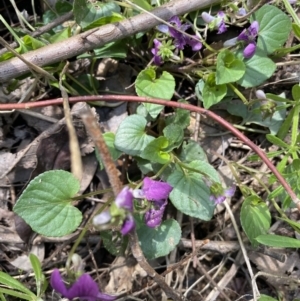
[237,21,259,58]
[115,186,133,211]
[210,185,236,205]
[120,213,135,235]
[237,8,247,16]
[132,177,173,228]
[141,177,173,201]
[168,16,202,51]
[151,39,163,65]
[202,11,227,34]
[93,187,135,236]
[154,15,202,61]
[50,269,117,301]
[145,199,168,228]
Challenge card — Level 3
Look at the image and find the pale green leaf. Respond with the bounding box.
[240,195,271,246]
[238,50,276,88]
[256,234,300,248]
[13,170,82,237]
[114,115,155,156]
[253,5,291,54]
[135,68,175,118]
[137,218,181,259]
[168,163,215,220]
[216,49,245,84]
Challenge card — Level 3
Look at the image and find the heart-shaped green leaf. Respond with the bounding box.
[168,163,215,220]
[240,195,271,247]
[114,115,155,156]
[73,0,120,29]
[135,68,175,118]
[253,5,291,54]
[238,50,276,88]
[202,73,227,109]
[14,170,81,237]
[140,136,171,164]
[216,49,246,84]
[137,218,181,259]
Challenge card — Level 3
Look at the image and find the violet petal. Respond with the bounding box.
[115,187,133,211]
[145,200,167,228]
[157,24,169,33]
[93,211,111,226]
[169,16,181,27]
[151,39,163,65]
[142,177,173,201]
[249,21,259,37]
[50,269,69,297]
[210,195,226,205]
[243,42,256,58]
[255,90,267,99]
[224,186,236,198]
[121,214,135,235]
[185,36,202,51]
[217,20,227,34]
[201,12,215,24]
[67,273,100,300]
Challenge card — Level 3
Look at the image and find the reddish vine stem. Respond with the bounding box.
[2,94,299,210]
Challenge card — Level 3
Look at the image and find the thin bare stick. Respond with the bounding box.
[80,104,183,300]
[59,62,83,181]
[129,231,183,301]
[81,106,122,196]
[0,11,74,56]
[223,201,259,301]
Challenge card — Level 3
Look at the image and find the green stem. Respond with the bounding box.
[66,199,112,270]
[283,0,300,26]
[291,104,300,159]
[228,83,248,105]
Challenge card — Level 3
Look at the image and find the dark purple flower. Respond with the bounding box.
[202,11,227,34]
[115,186,133,211]
[121,213,135,235]
[93,187,135,235]
[51,269,117,301]
[151,39,163,65]
[237,21,259,58]
[145,199,167,228]
[132,178,172,228]
[210,185,236,205]
[142,177,173,201]
[156,16,202,52]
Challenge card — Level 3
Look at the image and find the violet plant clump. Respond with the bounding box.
[93,186,135,235]
[201,11,227,34]
[50,269,117,301]
[93,178,173,233]
[133,177,173,228]
[209,183,236,205]
[237,21,259,58]
[152,15,202,65]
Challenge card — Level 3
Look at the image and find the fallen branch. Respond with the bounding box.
[0,0,219,83]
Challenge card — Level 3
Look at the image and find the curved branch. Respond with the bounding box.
[1,94,299,210]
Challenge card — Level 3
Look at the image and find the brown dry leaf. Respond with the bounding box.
[249,249,300,286]
[189,112,233,163]
[105,256,147,294]
[9,243,45,271]
[20,105,63,133]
